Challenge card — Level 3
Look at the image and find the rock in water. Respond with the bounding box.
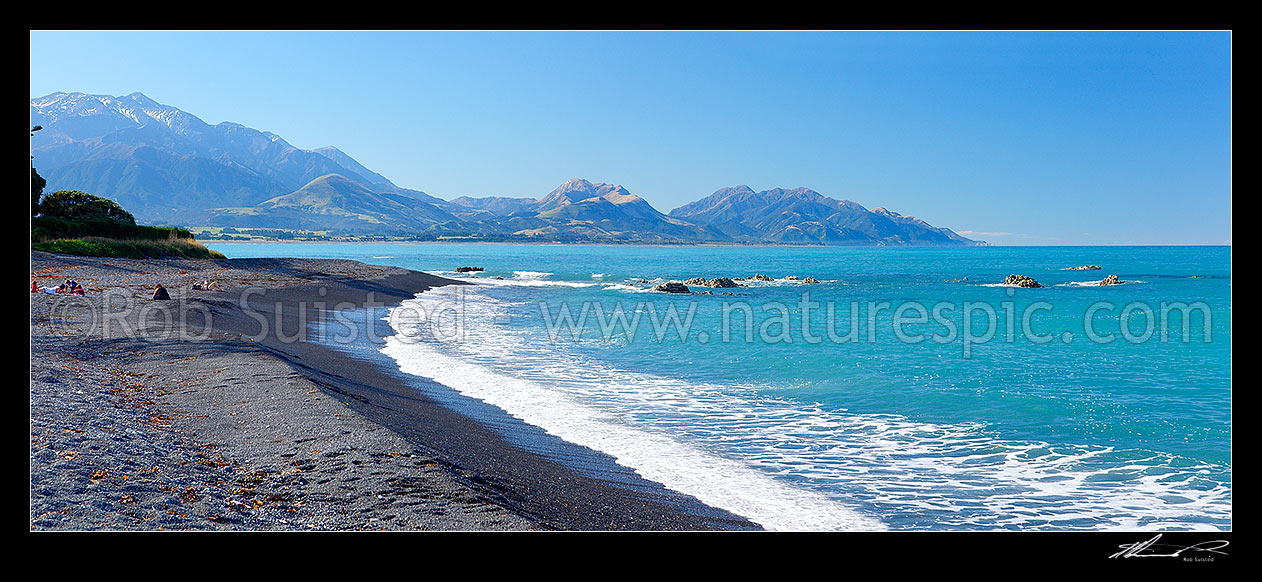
[651,282,691,294]
[684,277,742,288]
[801,277,820,284]
[454,266,484,273]
[1099,274,1121,286]
[1004,274,1043,288]
[704,277,740,288]
[1066,265,1101,270]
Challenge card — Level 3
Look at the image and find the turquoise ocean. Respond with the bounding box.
[208,243,1231,531]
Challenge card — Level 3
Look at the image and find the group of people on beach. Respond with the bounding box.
[151,281,222,300]
[31,277,224,299]
[31,278,85,296]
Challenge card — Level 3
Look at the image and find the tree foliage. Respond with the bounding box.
[39,190,136,225]
[31,166,46,217]
[31,124,45,216]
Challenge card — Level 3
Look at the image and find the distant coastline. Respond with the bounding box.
[201,238,981,247]
[201,239,1229,248]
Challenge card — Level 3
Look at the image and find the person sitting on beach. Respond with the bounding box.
[192,280,224,292]
[71,285,85,296]
[31,280,39,293]
[152,284,171,300]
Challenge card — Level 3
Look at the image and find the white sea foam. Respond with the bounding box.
[381,285,1231,531]
[980,280,1148,288]
[1056,279,1146,287]
[1059,280,1109,287]
[383,287,883,531]
[601,283,653,293]
[436,271,599,288]
[735,278,837,288]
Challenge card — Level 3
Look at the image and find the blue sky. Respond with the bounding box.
[29,31,1231,245]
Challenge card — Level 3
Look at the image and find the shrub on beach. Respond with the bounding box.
[38,190,136,224]
[32,237,226,259]
[32,216,195,243]
[30,188,220,259]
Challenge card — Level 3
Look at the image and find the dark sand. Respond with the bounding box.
[29,251,758,531]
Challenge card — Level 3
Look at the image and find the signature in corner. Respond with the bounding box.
[1109,534,1230,559]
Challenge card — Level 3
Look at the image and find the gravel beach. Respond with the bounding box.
[29,250,757,531]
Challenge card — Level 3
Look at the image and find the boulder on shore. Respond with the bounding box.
[454,266,484,273]
[650,282,691,294]
[1099,274,1122,286]
[1004,274,1043,288]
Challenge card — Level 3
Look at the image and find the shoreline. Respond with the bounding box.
[201,240,1230,249]
[29,251,757,531]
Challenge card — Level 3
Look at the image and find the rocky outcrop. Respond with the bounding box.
[1004,274,1043,288]
[650,282,691,294]
[704,277,740,288]
[1066,265,1101,270]
[454,266,484,273]
[684,276,742,288]
[783,275,799,280]
[735,273,774,282]
[801,277,820,284]
[1099,274,1122,286]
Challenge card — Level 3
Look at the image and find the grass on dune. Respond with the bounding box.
[31,216,225,259]
[33,236,226,259]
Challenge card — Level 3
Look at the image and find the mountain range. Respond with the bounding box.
[31,92,983,245]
